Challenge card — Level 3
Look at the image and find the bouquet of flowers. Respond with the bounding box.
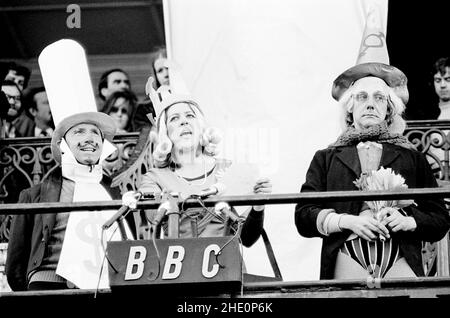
[353,167,415,239]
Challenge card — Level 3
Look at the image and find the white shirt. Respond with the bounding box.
[2,121,16,138]
[34,126,54,137]
[438,101,450,119]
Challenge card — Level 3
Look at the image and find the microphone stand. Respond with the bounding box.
[166,193,181,238]
[214,201,244,236]
[153,191,181,239]
[117,219,129,240]
[103,191,161,240]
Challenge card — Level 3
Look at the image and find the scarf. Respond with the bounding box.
[330,122,416,150]
[56,139,130,289]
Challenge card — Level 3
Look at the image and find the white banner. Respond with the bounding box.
[164,0,388,281]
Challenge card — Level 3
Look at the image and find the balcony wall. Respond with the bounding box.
[1,120,450,293]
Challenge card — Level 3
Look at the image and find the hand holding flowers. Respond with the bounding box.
[378,207,417,233]
[339,211,390,241]
[353,167,416,241]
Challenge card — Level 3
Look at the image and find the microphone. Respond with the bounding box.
[200,183,227,198]
[153,200,172,226]
[214,202,242,223]
[103,205,130,230]
[103,191,143,230]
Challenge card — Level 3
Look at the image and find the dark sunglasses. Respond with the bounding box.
[4,93,21,103]
[110,106,128,115]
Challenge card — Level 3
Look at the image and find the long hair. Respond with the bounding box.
[101,90,137,132]
[6,62,31,89]
[148,47,168,89]
[429,57,450,119]
[432,57,450,79]
[338,82,406,134]
[151,102,221,168]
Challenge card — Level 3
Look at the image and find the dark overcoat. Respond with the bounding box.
[295,143,450,279]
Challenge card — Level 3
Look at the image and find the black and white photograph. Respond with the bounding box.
[1,0,450,312]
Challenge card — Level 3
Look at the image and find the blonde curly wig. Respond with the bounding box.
[151,102,222,168]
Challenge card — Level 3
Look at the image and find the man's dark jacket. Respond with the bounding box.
[13,112,35,137]
[295,143,450,279]
[5,168,134,291]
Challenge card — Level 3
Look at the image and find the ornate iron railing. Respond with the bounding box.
[0,190,449,296]
[1,120,450,292]
[404,120,450,277]
[3,120,450,202]
[405,120,450,182]
[0,132,140,204]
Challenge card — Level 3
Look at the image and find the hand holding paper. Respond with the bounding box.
[252,177,273,211]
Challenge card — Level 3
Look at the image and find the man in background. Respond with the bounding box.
[14,87,54,137]
[1,80,22,138]
[3,62,31,92]
[97,68,131,109]
[432,57,450,119]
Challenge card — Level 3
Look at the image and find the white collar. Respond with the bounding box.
[4,121,15,138]
[59,139,103,183]
[35,126,54,137]
[357,141,383,150]
[439,101,450,110]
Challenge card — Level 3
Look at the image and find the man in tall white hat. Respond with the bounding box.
[295,5,450,280]
[6,39,135,291]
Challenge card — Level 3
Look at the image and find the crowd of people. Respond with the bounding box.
[1,41,450,293]
[3,54,450,139]
[0,47,169,139]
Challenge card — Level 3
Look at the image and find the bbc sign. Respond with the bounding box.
[107,236,242,294]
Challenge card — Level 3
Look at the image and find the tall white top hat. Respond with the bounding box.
[38,39,117,163]
[331,4,409,105]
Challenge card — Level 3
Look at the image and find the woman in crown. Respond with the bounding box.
[123,75,272,247]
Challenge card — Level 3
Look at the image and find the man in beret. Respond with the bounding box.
[295,61,450,280]
[6,111,134,291]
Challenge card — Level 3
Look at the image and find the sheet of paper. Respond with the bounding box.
[219,162,259,216]
[220,162,259,196]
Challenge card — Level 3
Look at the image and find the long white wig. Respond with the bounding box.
[338,81,407,135]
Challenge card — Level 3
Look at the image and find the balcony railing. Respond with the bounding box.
[0,190,449,297]
[1,120,450,199]
[3,120,450,202]
[405,120,450,182]
[1,120,450,296]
